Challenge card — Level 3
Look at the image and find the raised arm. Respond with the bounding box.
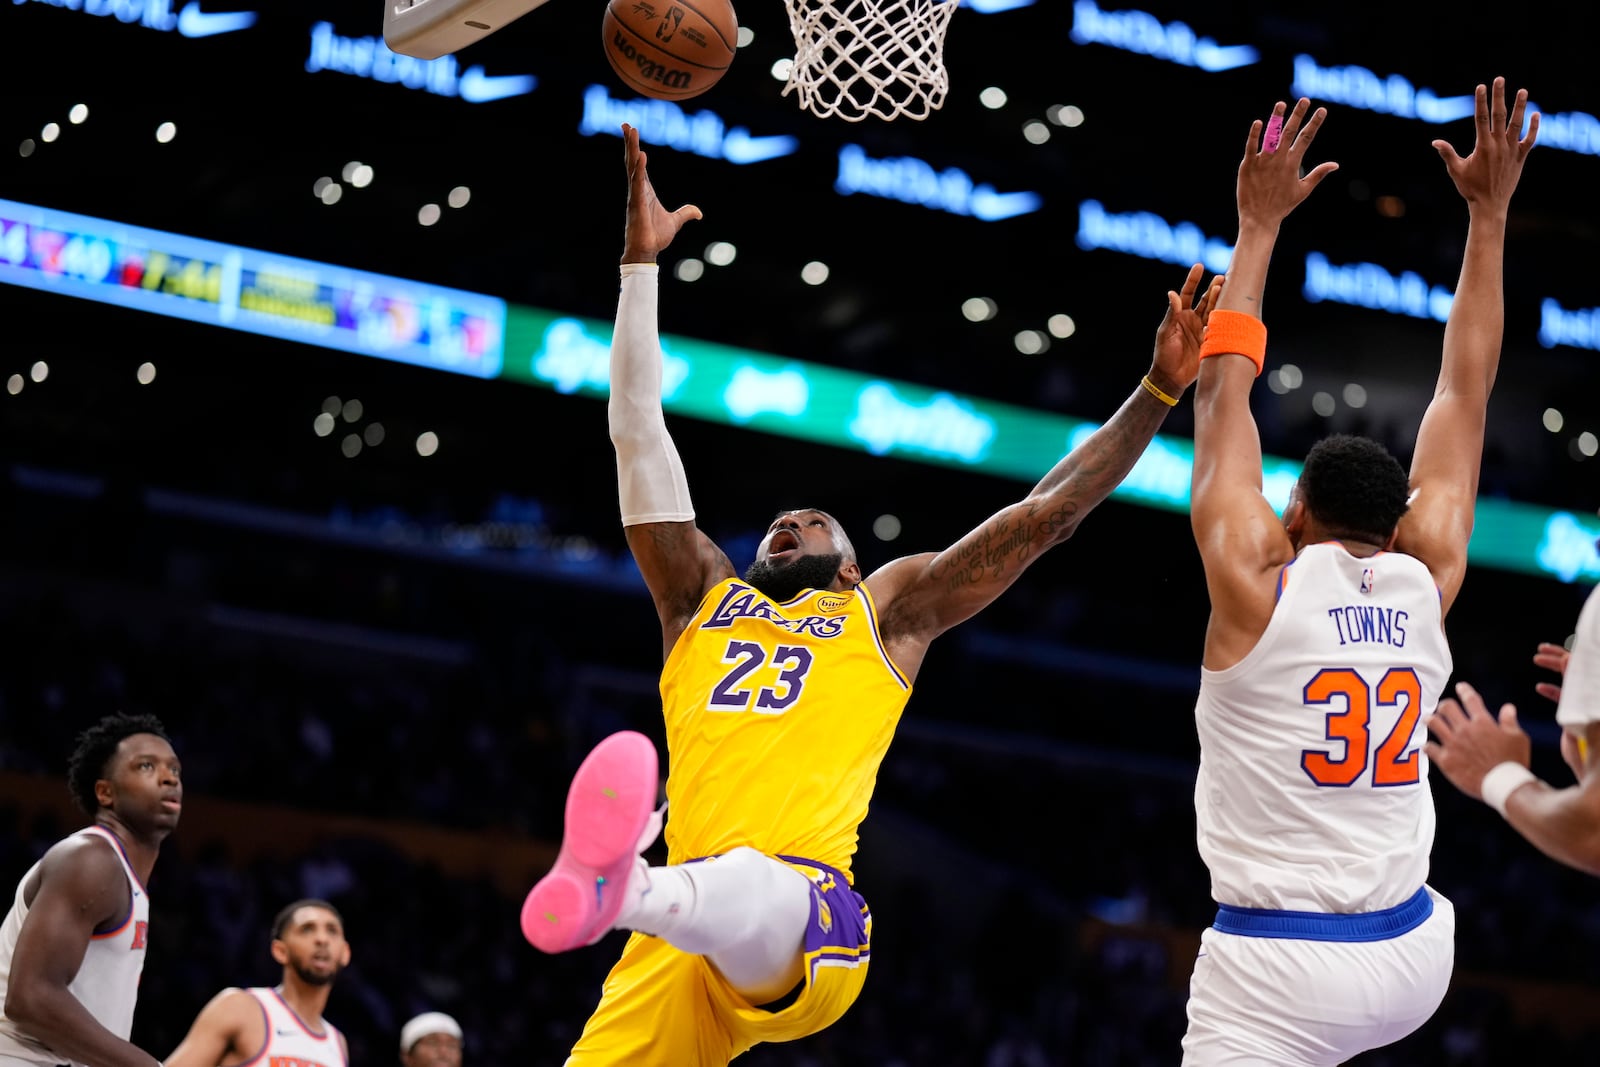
[866,265,1215,680]
[165,989,261,1067]
[609,123,734,656]
[1395,78,1538,615]
[1191,99,1338,669]
[4,839,162,1067]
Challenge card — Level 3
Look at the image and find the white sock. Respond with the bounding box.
[618,847,812,1002]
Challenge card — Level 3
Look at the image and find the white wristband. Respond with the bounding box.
[1479,761,1538,818]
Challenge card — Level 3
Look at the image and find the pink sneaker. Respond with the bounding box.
[520,730,660,953]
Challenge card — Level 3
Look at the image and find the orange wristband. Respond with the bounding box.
[1200,310,1267,376]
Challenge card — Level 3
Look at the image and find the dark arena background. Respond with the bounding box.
[3,0,1599,1062]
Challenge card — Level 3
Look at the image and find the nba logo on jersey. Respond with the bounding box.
[1360,567,1375,595]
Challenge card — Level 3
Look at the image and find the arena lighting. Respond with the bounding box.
[1302,253,1453,322]
[1291,54,1476,123]
[0,197,506,378]
[1076,200,1233,272]
[306,21,537,103]
[1070,0,1259,71]
[1291,54,1600,156]
[0,196,1592,584]
[576,88,799,165]
[10,0,258,38]
[1538,298,1600,352]
[835,145,1042,220]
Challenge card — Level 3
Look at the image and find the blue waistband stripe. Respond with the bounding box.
[1212,886,1433,943]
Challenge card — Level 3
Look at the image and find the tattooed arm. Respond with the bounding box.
[864,265,1215,684]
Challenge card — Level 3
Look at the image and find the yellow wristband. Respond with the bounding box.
[1140,375,1179,407]
[1199,310,1267,375]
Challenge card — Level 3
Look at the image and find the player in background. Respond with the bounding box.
[1428,578,1600,877]
[519,121,1220,1066]
[398,1011,463,1067]
[165,899,350,1067]
[0,713,180,1067]
[1182,81,1538,1065]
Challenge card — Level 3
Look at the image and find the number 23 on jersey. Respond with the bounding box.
[708,639,816,714]
[1301,667,1423,788]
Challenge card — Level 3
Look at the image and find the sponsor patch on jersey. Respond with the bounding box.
[816,594,852,613]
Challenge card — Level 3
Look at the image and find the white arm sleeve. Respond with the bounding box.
[1557,585,1600,727]
[611,263,695,527]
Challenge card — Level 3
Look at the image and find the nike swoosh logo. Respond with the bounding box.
[176,2,258,38]
[458,66,537,103]
[276,1029,296,1037]
[1416,93,1477,124]
[969,186,1042,221]
[960,0,1035,11]
[721,128,799,165]
[1192,41,1259,72]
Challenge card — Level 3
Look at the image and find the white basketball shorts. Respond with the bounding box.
[1182,885,1455,1066]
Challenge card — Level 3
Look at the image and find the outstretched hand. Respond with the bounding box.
[1424,681,1531,801]
[1235,98,1339,229]
[621,123,703,264]
[1432,77,1539,213]
[1149,264,1222,397]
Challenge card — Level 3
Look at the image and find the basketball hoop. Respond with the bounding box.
[781,0,959,122]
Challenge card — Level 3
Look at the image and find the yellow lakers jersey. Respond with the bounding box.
[658,578,912,881]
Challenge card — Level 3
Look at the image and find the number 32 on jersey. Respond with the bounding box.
[1301,667,1423,788]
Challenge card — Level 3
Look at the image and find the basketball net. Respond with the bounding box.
[781,0,959,122]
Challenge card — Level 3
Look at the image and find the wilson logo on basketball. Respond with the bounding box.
[610,33,694,91]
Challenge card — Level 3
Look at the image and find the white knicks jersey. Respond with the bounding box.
[0,826,150,1067]
[244,987,346,1067]
[1195,543,1452,914]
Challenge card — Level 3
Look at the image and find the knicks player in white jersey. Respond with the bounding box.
[1185,79,1539,1065]
[0,713,181,1067]
[165,899,350,1067]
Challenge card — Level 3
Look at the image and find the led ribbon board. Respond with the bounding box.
[0,197,1592,584]
[501,306,1600,585]
[0,198,505,378]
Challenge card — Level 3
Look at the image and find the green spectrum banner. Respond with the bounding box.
[503,305,1600,586]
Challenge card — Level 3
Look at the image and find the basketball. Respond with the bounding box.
[602,0,738,101]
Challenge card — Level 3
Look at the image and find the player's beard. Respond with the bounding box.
[291,958,341,987]
[743,552,843,603]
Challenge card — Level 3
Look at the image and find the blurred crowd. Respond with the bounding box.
[4,580,1600,1065]
[3,457,1599,1065]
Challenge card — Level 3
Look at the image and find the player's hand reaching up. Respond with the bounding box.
[1148,264,1222,398]
[1235,98,1339,230]
[621,123,702,265]
[1432,77,1538,214]
[1424,681,1532,801]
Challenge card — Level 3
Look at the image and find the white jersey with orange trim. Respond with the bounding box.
[242,987,346,1067]
[0,826,150,1066]
[1194,542,1453,913]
